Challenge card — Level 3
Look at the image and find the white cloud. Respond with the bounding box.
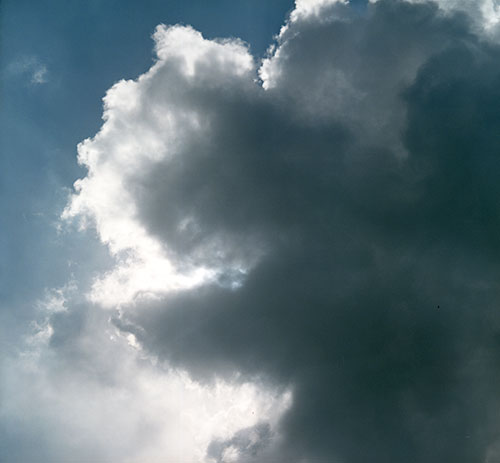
[63,25,257,308]
[3,282,291,462]
[2,328,291,463]
[291,0,347,21]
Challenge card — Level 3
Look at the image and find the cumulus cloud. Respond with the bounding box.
[8,0,500,461]
[62,25,259,307]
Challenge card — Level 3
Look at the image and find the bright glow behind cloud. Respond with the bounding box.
[63,25,256,307]
[3,308,291,463]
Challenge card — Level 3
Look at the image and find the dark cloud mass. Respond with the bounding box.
[106,1,500,461]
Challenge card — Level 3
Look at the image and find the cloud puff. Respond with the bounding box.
[63,25,258,307]
[7,56,48,84]
[60,0,500,461]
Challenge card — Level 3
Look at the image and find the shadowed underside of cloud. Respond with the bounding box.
[62,0,500,462]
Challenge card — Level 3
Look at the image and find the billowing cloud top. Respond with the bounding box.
[10,0,500,462]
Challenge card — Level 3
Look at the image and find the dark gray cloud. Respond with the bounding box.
[110,1,500,461]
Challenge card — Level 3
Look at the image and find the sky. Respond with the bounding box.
[2,0,500,462]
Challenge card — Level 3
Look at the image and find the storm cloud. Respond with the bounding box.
[60,0,500,461]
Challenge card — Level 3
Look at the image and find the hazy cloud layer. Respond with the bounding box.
[12,0,500,461]
[1,283,290,463]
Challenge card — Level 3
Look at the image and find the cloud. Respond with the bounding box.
[12,0,500,461]
[62,25,258,307]
[7,56,49,85]
[1,285,290,463]
[31,65,48,84]
[206,422,274,463]
[403,0,500,30]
